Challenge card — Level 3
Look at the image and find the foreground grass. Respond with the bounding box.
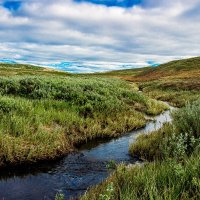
[81,100,200,200]
[82,153,200,200]
[0,75,167,167]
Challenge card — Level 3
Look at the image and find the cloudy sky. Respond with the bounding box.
[0,0,200,73]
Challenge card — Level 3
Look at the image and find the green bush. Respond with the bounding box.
[79,103,94,118]
[172,100,200,137]
[0,97,17,113]
[0,76,166,115]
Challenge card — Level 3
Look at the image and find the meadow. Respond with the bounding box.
[81,57,200,200]
[0,57,199,200]
[0,65,168,167]
[93,57,200,107]
[81,99,200,200]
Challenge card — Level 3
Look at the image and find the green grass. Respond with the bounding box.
[0,75,167,167]
[129,99,200,161]
[82,152,200,200]
[81,100,200,200]
[0,63,70,77]
[138,80,200,107]
[90,57,200,107]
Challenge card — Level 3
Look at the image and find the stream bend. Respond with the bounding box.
[0,105,174,200]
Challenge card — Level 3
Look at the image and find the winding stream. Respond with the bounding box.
[0,106,174,200]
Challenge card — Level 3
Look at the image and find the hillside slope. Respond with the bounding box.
[94,57,200,107]
[94,56,200,81]
[0,63,70,77]
[135,56,200,81]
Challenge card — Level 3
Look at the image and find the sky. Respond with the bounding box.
[0,0,200,73]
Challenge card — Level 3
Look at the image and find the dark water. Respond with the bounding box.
[0,107,173,200]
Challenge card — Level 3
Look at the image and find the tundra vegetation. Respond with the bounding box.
[82,100,200,200]
[0,57,199,200]
[90,57,200,107]
[81,57,200,200]
[0,63,167,167]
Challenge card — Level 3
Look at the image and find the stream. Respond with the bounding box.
[0,106,174,200]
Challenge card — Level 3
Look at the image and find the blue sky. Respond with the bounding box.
[0,0,200,73]
[74,0,142,7]
[3,1,21,10]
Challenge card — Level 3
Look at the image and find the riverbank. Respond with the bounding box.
[81,99,200,200]
[0,101,173,200]
[0,69,168,168]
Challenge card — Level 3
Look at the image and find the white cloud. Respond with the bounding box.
[0,0,200,72]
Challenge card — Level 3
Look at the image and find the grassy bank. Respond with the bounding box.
[81,99,200,200]
[0,71,167,167]
[130,100,200,161]
[82,152,200,200]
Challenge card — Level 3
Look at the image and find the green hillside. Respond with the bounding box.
[94,57,200,107]
[0,63,70,77]
[94,56,200,79]
[81,59,200,200]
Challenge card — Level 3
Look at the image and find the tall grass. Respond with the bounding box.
[130,99,200,161]
[140,81,200,107]
[82,153,200,200]
[172,100,200,137]
[0,76,167,167]
[81,100,200,200]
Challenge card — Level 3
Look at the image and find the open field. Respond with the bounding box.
[81,57,200,200]
[0,64,168,167]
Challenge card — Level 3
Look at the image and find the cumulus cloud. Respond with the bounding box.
[0,0,200,72]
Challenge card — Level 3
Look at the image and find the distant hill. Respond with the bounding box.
[0,63,70,76]
[1,56,200,80]
[89,56,200,107]
[102,57,200,80]
[135,56,200,80]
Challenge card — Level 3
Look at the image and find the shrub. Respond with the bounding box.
[129,99,200,161]
[0,97,17,113]
[172,100,200,138]
[0,75,168,167]
[79,103,94,118]
[55,193,65,200]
